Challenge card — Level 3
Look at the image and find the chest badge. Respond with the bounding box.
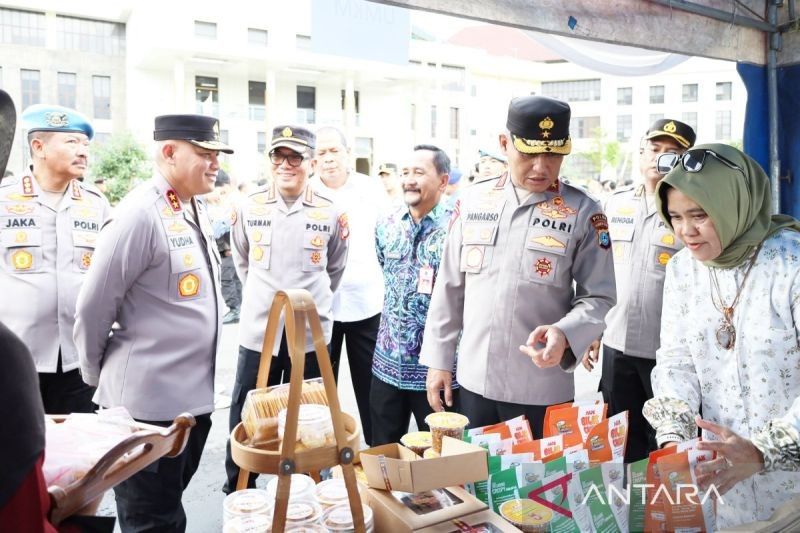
[310,251,322,264]
[310,235,325,248]
[80,251,93,270]
[252,230,262,243]
[15,231,27,244]
[658,252,672,266]
[183,253,194,268]
[253,246,264,261]
[530,235,566,249]
[661,234,675,246]
[11,250,33,270]
[6,204,34,215]
[178,273,200,297]
[534,257,553,277]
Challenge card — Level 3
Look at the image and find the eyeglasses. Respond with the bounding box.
[268,150,305,167]
[656,149,744,176]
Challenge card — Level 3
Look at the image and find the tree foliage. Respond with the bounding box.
[90,132,150,204]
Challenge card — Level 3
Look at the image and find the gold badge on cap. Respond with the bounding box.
[12,250,33,270]
[45,112,69,128]
[663,121,677,133]
[178,273,200,297]
[539,116,554,138]
[282,127,293,138]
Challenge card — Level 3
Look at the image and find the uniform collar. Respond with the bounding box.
[503,171,548,207]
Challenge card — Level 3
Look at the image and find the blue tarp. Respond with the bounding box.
[737,62,800,217]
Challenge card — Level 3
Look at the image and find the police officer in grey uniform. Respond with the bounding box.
[74,114,230,532]
[582,118,695,462]
[223,125,348,492]
[0,104,109,415]
[421,96,616,438]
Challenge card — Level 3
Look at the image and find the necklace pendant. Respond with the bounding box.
[716,320,736,350]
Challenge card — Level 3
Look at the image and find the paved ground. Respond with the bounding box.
[98,321,601,531]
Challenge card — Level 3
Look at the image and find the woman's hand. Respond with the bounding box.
[694,416,765,495]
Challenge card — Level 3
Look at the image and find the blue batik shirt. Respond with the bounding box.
[372,202,458,391]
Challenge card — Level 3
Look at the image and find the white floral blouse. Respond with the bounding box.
[643,229,800,529]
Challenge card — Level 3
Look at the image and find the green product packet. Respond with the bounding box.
[488,466,520,513]
[627,458,649,533]
[579,466,622,533]
[471,455,502,505]
[519,459,580,533]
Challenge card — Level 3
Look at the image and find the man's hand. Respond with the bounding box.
[426,368,453,412]
[694,416,765,495]
[582,339,601,371]
[519,325,568,368]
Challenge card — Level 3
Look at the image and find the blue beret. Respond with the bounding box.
[22,104,94,140]
[448,168,463,185]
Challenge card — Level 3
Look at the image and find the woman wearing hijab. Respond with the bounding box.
[642,143,800,528]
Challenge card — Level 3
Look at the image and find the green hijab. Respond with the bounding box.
[656,142,800,269]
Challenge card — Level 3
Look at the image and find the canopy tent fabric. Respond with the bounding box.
[738,62,800,217]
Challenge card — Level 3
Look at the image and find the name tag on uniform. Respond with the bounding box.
[417,266,434,294]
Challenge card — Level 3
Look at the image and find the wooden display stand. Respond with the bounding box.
[230,289,366,533]
[47,414,195,525]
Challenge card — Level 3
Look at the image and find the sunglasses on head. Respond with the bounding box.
[656,149,744,176]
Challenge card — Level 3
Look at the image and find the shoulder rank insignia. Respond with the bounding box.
[165,189,182,214]
[547,179,561,193]
[21,176,35,197]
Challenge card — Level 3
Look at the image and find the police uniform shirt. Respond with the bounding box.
[419,173,616,406]
[74,172,223,421]
[0,174,110,373]
[231,182,349,354]
[602,184,683,359]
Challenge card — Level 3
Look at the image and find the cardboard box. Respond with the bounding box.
[366,485,487,532]
[360,437,488,493]
[416,509,522,532]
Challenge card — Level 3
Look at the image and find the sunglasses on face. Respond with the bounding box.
[656,149,744,176]
[268,150,305,167]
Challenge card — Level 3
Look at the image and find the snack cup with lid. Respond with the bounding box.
[424,412,469,454]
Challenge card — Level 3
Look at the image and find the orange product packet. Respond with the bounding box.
[469,415,533,445]
[511,435,563,461]
[585,411,629,465]
[657,447,715,533]
[544,404,607,448]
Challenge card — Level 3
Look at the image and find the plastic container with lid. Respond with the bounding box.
[285,525,327,532]
[314,479,361,509]
[283,500,324,527]
[424,412,469,454]
[223,489,273,524]
[321,502,374,532]
[224,513,272,533]
[400,431,432,456]
[278,404,335,451]
[498,498,553,532]
[265,474,317,504]
[422,447,440,459]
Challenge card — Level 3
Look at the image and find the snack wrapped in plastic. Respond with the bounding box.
[241,378,328,444]
[44,408,139,488]
[278,404,335,452]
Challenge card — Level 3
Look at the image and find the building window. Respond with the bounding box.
[194,20,216,39]
[340,90,360,114]
[649,113,664,125]
[257,131,266,154]
[93,132,111,144]
[430,105,437,138]
[617,87,632,106]
[58,72,77,109]
[649,85,665,104]
[57,15,125,55]
[682,83,698,103]
[715,110,731,139]
[541,79,601,102]
[449,107,460,139]
[248,28,268,46]
[716,82,732,101]
[570,116,600,139]
[681,111,698,133]
[616,115,632,142]
[249,81,266,121]
[92,76,111,119]
[296,34,311,50]
[195,76,219,116]
[20,69,40,109]
[0,8,46,46]
[296,85,316,124]
[441,64,466,92]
